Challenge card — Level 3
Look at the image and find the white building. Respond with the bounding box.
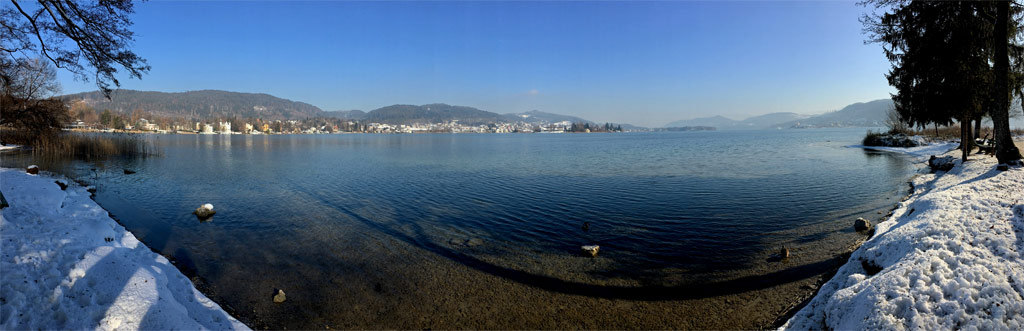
[219,121,231,134]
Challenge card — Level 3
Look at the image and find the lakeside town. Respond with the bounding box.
[63,101,628,134]
[71,117,622,134]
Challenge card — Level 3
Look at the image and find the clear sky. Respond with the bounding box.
[56,0,894,127]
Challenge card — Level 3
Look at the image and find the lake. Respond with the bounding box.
[2,129,918,329]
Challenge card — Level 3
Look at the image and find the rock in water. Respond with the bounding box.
[781,247,790,259]
[193,203,216,219]
[581,245,600,257]
[855,218,873,232]
[123,169,136,175]
[54,180,68,190]
[273,289,286,303]
[466,238,484,247]
[581,221,591,232]
[26,165,39,175]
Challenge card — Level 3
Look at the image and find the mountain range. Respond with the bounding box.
[663,99,893,129]
[63,89,900,130]
[63,90,324,120]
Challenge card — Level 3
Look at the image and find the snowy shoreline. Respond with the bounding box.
[0,167,248,330]
[784,143,1024,329]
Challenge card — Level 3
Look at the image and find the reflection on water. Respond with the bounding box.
[0,129,917,328]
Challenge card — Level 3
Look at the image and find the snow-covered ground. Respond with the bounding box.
[0,168,249,330]
[0,144,21,152]
[785,144,1024,329]
[849,142,959,160]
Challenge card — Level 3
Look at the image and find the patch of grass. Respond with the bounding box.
[0,128,155,159]
[863,130,886,146]
[912,125,1024,141]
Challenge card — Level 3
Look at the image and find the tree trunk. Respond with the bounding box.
[961,116,970,162]
[934,123,939,137]
[974,117,982,141]
[994,0,1023,164]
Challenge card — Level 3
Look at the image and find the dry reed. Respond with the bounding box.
[0,128,155,159]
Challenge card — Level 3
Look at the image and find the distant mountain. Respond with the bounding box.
[363,103,505,125]
[62,89,323,120]
[775,99,893,128]
[738,112,808,129]
[664,112,808,130]
[324,109,366,120]
[664,115,739,129]
[664,100,892,130]
[61,89,653,128]
[503,110,590,124]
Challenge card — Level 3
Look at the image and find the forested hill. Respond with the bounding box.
[62,90,324,120]
[363,104,506,125]
[61,90,613,126]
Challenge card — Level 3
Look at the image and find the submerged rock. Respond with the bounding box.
[193,203,216,219]
[466,238,484,247]
[781,247,790,259]
[123,169,136,175]
[581,221,591,232]
[273,289,286,303]
[581,245,600,257]
[855,218,873,232]
[26,165,39,175]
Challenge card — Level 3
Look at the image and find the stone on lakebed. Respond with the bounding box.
[273,288,286,303]
[193,203,216,219]
[855,217,873,232]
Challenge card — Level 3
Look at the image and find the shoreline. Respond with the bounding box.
[0,136,962,329]
[782,140,1024,329]
[0,167,249,330]
[767,141,959,328]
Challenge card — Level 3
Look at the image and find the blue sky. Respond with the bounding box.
[56,1,893,127]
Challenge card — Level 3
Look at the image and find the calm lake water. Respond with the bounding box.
[2,129,917,328]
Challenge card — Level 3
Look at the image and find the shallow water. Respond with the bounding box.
[2,129,917,328]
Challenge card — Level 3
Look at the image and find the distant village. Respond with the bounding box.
[65,102,626,134]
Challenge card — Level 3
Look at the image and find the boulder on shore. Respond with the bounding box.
[26,165,39,175]
[928,155,955,172]
[193,203,216,219]
[581,245,600,257]
[855,218,873,232]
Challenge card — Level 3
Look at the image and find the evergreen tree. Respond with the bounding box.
[864,0,1024,162]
